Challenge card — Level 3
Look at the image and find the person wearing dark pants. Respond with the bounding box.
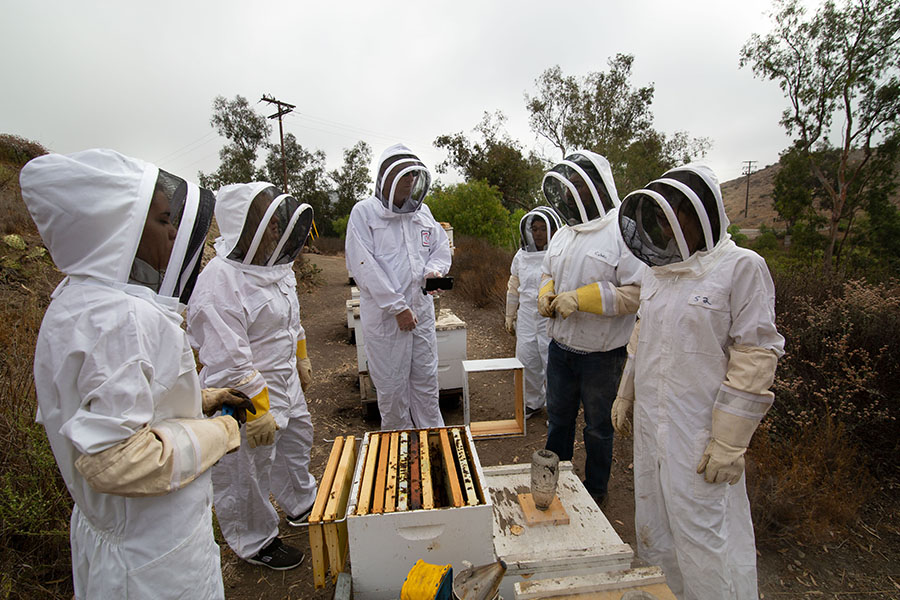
[545,341,626,501]
[537,150,647,506]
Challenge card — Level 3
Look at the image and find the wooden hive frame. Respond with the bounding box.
[309,436,345,589]
[461,358,526,438]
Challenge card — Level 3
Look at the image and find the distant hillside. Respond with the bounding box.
[721,155,900,229]
[721,162,782,229]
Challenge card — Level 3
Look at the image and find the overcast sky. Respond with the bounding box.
[2,0,795,190]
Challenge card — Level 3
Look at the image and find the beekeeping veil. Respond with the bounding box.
[19,148,214,304]
[618,163,729,267]
[519,206,563,252]
[216,182,314,267]
[374,143,431,214]
[542,150,619,225]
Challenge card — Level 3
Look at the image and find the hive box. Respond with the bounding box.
[435,308,467,393]
[347,427,494,600]
[482,463,633,600]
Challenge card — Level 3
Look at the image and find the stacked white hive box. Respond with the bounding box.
[347,426,493,600]
[481,462,634,600]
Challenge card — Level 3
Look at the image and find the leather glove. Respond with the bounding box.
[697,438,746,485]
[538,277,556,318]
[296,339,313,392]
[298,358,312,392]
[611,396,633,436]
[245,412,278,449]
[201,388,255,424]
[550,290,579,319]
[504,313,516,335]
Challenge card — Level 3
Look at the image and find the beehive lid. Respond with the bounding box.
[436,308,466,331]
[482,463,633,576]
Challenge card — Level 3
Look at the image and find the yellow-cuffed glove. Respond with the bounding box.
[537,277,556,318]
[550,290,579,319]
[296,338,312,392]
[243,386,278,448]
[505,275,519,335]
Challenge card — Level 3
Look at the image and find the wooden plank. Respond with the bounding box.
[514,368,525,431]
[409,433,422,510]
[419,429,433,510]
[462,357,524,372]
[309,523,328,589]
[452,428,479,506]
[469,419,525,438]
[309,436,344,589]
[517,493,570,526]
[310,436,344,523]
[397,432,409,512]
[439,428,464,507]
[514,567,671,600]
[324,436,356,580]
[372,431,391,514]
[385,431,399,513]
[356,433,380,516]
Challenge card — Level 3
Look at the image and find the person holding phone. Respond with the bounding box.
[345,144,452,430]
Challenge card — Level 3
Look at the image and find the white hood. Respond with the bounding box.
[20,149,157,284]
[373,143,431,216]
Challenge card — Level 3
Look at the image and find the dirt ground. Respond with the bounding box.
[220,254,900,600]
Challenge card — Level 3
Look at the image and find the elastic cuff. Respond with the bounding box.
[576,283,605,315]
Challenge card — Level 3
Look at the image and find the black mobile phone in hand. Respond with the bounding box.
[422,276,454,294]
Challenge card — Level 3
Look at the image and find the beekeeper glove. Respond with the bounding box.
[75,416,240,496]
[697,344,779,485]
[551,283,641,319]
[296,338,313,392]
[612,319,640,436]
[234,370,279,449]
[537,276,556,318]
[505,275,519,335]
[201,388,255,424]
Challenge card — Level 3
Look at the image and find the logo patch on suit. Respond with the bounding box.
[421,230,431,247]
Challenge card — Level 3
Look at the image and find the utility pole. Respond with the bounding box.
[742,160,757,219]
[260,94,295,193]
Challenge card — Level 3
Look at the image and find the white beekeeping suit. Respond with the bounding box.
[21,149,237,599]
[345,143,452,430]
[186,182,317,567]
[614,164,785,600]
[506,207,563,414]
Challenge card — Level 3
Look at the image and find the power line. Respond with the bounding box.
[152,130,218,165]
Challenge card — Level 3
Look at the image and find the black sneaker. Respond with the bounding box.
[285,506,313,527]
[525,406,543,420]
[246,537,304,570]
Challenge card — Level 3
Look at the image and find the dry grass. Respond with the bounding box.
[448,236,513,311]
[749,418,873,543]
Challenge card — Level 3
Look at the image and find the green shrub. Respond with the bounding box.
[727,224,748,247]
[426,181,512,247]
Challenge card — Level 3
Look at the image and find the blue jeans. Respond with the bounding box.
[545,339,626,499]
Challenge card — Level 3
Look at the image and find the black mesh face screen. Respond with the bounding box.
[619,191,686,267]
[664,169,721,246]
[227,186,280,265]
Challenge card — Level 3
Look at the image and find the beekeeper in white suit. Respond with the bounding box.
[21,149,252,599]
[187,182,317,570]
[345,143,452,430]
[537,150,646,506]
[613,164,785,599]
[505,207,563,418]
